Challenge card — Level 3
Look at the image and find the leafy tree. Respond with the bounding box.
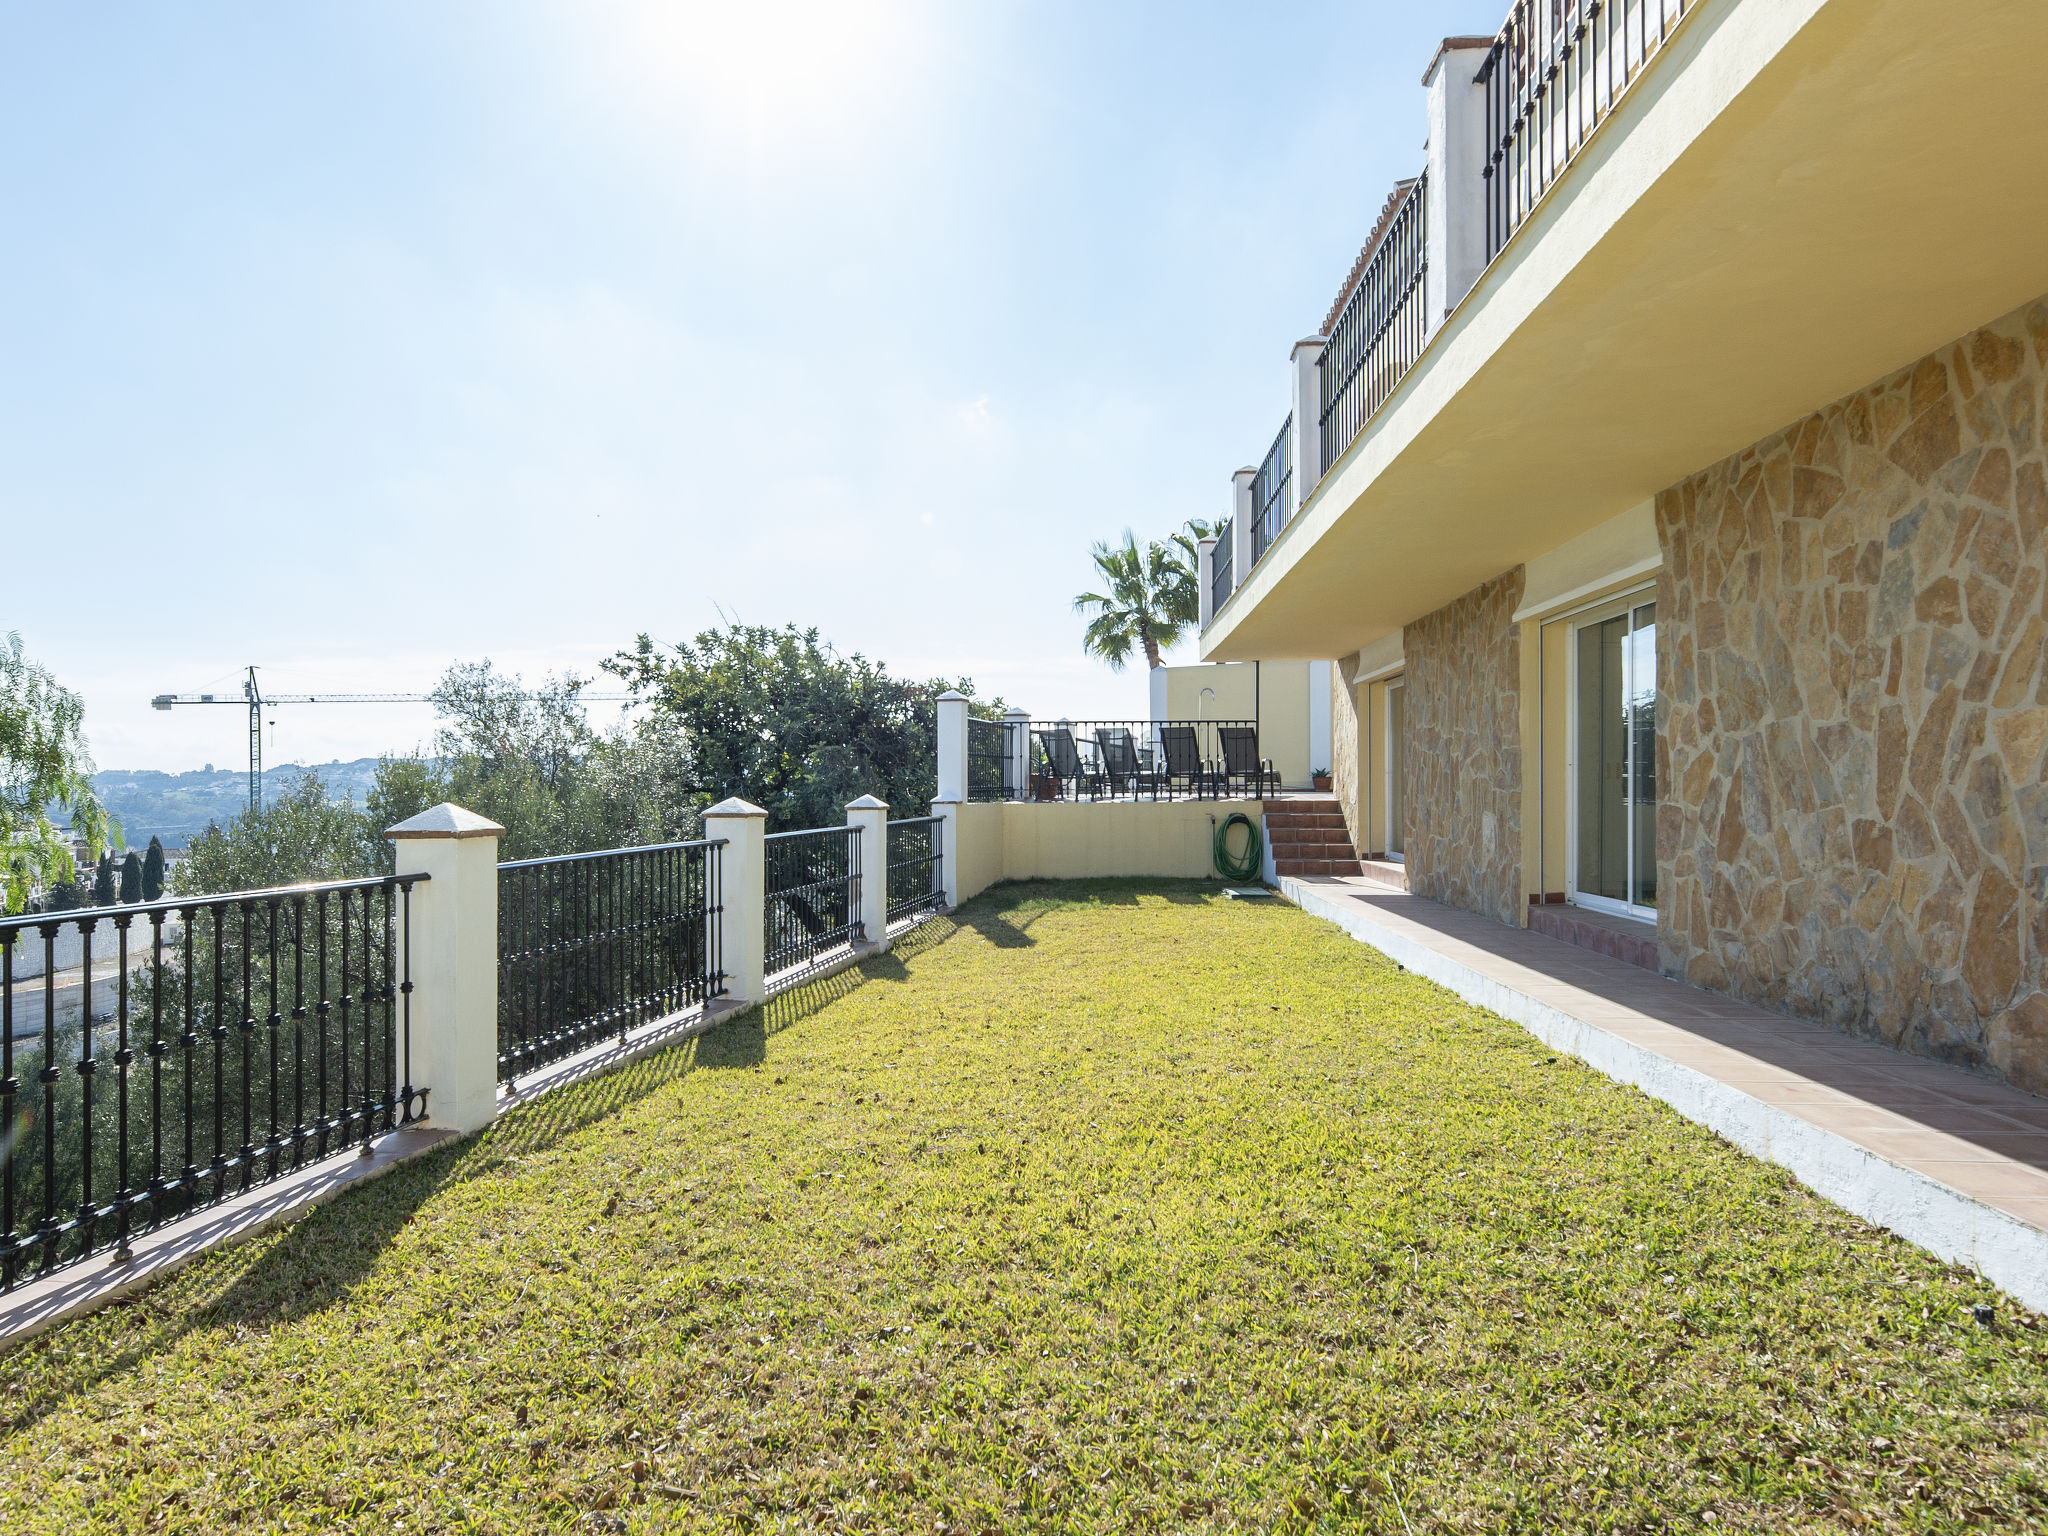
[119,850,143,903]
[1073,530,1191,671]
[92,851,116,907]
[607,623,1002,833]
[142,836,166,901]
[173,769,377,897]
[1,631,118,912]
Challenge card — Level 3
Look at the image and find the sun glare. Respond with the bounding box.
[566,0,935,171]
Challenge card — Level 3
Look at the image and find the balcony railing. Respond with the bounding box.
[1319,170,1428,476]
[969,719,1274,802]
[1249,416,1293,566]
[1210,517,1234,617]
[1481,0,1693,263]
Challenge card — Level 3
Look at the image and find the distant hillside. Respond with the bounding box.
[89,759,389,848]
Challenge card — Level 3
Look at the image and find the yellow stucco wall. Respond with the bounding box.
[1161,662,1314,787]
[951,802,1006,903]
[999,799,1266,881]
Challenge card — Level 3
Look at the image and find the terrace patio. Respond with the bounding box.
[1,880,2043,1533]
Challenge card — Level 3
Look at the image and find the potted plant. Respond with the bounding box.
[1311,767,1332,793]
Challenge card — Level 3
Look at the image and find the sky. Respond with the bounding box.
[3,1,1488,774]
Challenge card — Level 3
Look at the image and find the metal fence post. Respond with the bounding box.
[702,798,767,1006]
[386,802,505,1135]
[846,796,889,953]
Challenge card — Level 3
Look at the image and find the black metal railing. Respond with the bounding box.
[765,826,864,976]
[1210,517,1234,619]
[987,719,1273,802]
[886,817,945,924]
[1480,0,1692,264]
[967,716,1007,804]
[1319,170,1428,475]
[496,840,724,1083]
[1250,415,1293,566]
[0,875,426,1292]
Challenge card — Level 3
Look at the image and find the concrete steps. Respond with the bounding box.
[1264,800,1364,877]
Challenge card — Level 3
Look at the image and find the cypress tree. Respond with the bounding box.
[143,837,166,901]
[119,851,143,903]
[92,852,116,907]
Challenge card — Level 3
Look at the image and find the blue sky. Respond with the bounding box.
[4,2,1486,773]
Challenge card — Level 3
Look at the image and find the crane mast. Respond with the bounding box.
[151,667,628,813]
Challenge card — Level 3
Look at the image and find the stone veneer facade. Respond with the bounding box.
[1402,569,1526,925]
[1331,653,1365,857]
[1656,297,2048,1094]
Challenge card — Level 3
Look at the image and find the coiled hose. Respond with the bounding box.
[1213,812,1263,882]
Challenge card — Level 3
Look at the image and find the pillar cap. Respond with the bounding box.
[702,796,768,819]
[385,802,506,841]
[1003,707,1031,720]
[935,689,969,702]
[1291,335,1328,358]
[845,794,889,811]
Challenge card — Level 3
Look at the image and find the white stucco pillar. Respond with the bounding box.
[1197,536,1219,627]
[1291,338,1326,513]
[702,797,767,1006]
[935,689,969,804]
[386,802,506,1135]
[1231,469,1256,577]
[846,794,889,951]
[932,800,961,908]
[1425,36,1496,322]
[1002,708,1031,800]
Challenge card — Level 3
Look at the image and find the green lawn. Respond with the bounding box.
[2,880,2044,1533]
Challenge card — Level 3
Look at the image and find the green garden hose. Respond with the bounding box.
[1213,812,1263,882]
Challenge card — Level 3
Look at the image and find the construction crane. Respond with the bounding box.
[151,666,630,812]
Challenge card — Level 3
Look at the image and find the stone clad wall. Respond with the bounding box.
[1402,569,1526,925]
[1331,653,1364,858]
[1657,297,2048,1093]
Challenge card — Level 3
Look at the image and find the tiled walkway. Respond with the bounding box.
[1282,875,2048,1312]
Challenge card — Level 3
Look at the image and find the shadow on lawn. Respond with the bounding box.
[2,883,1203,1429]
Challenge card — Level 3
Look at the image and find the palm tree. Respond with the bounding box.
[1074,530,1189,671]
[1160,518,1219,630]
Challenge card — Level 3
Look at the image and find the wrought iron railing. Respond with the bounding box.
[1210,517,1234,618]
[0,874,426,1293]
[1249,415,1293,566]
[765,826,864,976]
[967,716,1007,805]
[885,817,945,924]
[497,840,724,1083]
[1319,171,1428,476]
[986,719,1273,802]
[1480,0,1692,263]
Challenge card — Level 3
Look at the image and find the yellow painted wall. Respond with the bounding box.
[951,802,1006,903]
[944,798,1269,895]
[999,799,1266,882]
[1161,662,1315,787]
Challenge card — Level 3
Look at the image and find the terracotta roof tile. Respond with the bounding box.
[1319,177,1422,338]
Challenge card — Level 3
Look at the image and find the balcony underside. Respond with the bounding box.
[1202,0,2048,662]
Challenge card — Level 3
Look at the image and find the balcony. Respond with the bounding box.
[1199,0,2048,660]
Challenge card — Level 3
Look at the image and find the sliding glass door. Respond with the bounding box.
[1572,596,1657,918]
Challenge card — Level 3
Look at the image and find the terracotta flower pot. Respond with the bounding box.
[1311,774,1332,793]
